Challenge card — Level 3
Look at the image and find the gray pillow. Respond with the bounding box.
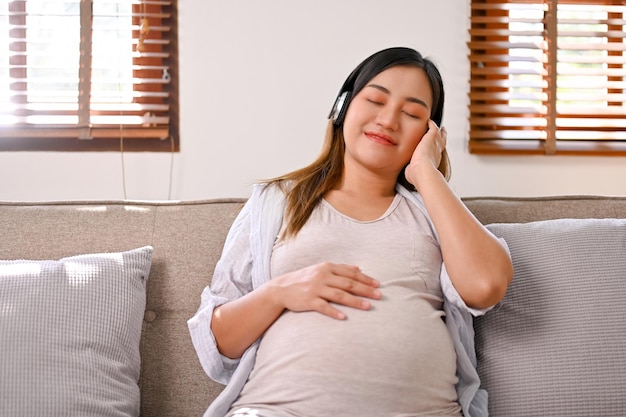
[0,246,153,417]
[477,219,626,417]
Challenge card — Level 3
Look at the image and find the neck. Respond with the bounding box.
[324,171,397,221]
[334,163,398,198]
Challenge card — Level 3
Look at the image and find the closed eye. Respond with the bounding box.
[367,99,383,105]
[403,110,419,119]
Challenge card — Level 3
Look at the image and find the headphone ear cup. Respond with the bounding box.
[330,91,352,126]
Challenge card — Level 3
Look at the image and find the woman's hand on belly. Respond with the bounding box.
[267,262,381,320]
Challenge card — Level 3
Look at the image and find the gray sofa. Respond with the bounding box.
[1,195,625,417]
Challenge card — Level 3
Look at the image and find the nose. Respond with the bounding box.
[375,103,400,131]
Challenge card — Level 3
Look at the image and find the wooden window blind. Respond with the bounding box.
[468,0,626,155]
[0,0,178,152]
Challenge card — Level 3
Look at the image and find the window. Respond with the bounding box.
[0,0,178,152]
[468,0,626,155]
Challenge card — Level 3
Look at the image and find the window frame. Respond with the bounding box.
[0,0,179,152]
[468,0,626,156]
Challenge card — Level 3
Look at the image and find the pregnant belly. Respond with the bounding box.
[240,286,460,415]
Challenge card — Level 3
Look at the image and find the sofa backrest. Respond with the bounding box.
[463,195,626,224]
[1,195,626,416]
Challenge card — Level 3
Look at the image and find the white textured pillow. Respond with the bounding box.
[477,219,626,417]
[0,246,153,417]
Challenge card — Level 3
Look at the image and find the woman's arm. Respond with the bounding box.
[211,283,283,360]
[405,121,513,309]
[212,262,382,359]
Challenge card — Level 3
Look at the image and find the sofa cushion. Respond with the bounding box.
[477,219,626,416]
[0,246,153,417]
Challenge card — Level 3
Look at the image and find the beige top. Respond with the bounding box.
[228,194,462,417]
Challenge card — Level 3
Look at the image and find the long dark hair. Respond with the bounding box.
[265,47,448,237]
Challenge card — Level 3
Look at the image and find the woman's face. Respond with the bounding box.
[341,65,433,180]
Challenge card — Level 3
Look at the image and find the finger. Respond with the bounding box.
[320,286,374,311]
[306,296,348,320]
[328,266,382,300]
[428,119,440,133]
[328,276,382,302]
[426,121,446,156]
[331,264,380,288]
[319,303,347,320]
[440,126,447,146]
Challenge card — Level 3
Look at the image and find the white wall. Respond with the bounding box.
[1,0,624,201]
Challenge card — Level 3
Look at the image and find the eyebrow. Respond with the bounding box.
[366,83,430,110]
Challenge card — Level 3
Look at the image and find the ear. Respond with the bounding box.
[329,91,352,125]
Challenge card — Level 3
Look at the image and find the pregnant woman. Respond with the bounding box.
[188,46,513,417]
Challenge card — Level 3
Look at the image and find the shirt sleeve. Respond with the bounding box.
[440,237,510,317]
[187,194,257,385]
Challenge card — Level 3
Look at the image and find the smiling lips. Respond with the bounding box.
[364,131,396,146]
